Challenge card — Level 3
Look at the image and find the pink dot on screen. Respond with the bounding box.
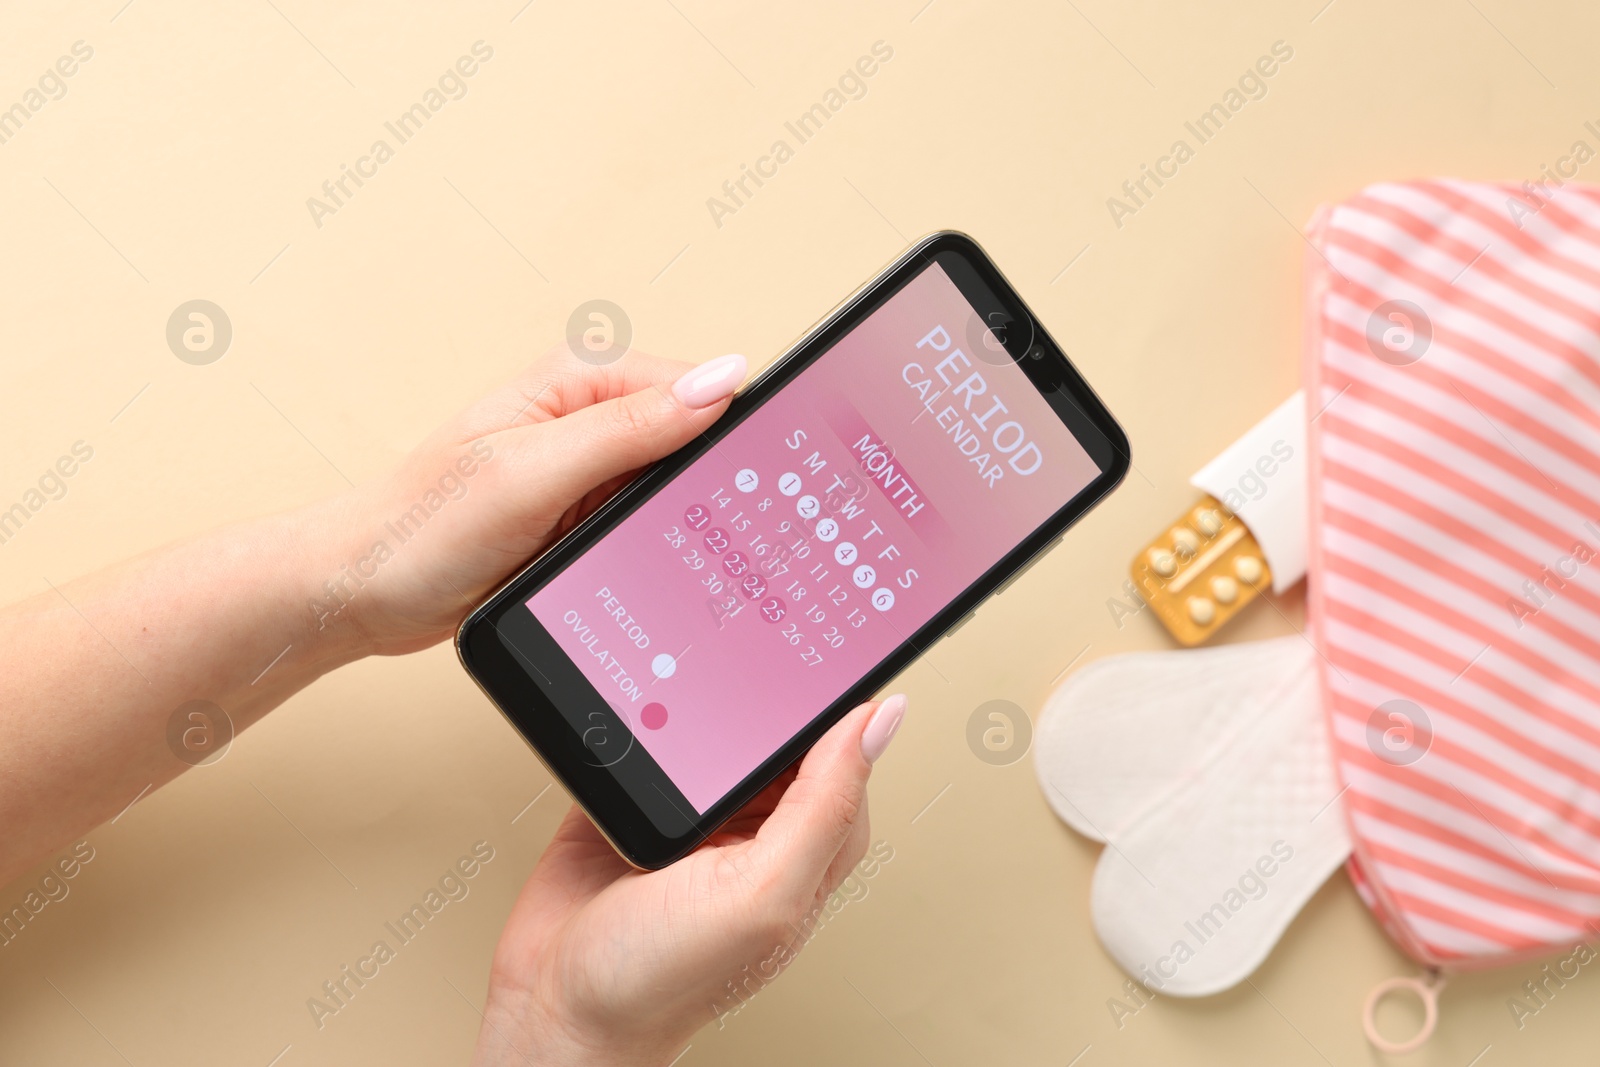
[641,703,668,730]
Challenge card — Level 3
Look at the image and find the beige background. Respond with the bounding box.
[1,0,1596,1063]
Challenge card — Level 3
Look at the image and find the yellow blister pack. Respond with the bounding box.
[1131,496,1272,646]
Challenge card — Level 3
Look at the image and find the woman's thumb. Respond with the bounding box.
[751,694,907,903]
[529,352,746,504]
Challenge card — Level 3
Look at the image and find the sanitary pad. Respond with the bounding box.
[1037,637,1350,996]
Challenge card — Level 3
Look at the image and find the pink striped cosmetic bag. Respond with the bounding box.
[1304,178,1600,1049]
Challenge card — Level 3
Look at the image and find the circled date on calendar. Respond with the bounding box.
[667,467,901,668]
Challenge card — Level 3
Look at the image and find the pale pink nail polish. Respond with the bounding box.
[861,694,907,764]
[672,353,746,408]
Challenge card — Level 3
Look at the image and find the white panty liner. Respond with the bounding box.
[1035,636,1351,996]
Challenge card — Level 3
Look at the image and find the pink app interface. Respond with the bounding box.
[527,262,1099,811]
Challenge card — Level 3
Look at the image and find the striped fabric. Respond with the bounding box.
[1305,179,1600,969]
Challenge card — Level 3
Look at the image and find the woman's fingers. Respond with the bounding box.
[518,346,676,413]
[814,786,873,906]
[720,765,799,838]
[748,694,907,910]
[451,347,719,444]
[524,806,630,904]
[506,353,746,508]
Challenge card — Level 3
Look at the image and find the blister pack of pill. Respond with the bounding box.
[1131,496,1272,645]
[1131,392,1307,645]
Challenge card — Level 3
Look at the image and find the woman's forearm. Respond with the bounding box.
[0,495,371,884]
[0,350,744,885]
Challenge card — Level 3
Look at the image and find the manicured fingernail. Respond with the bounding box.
[672,353,746,408]
[861,694,907,764]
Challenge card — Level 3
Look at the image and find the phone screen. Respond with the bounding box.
[515,259,1102,813]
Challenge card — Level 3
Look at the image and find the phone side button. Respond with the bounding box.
[994,559,1043,599]
[993,533,1067,599]
[944,609,978,639]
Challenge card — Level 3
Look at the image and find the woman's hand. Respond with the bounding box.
[471,693,908,1066]
[341,346,910,1062]
[342,346,911,1061]
[317,348,748,655]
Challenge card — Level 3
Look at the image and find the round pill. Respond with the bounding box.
[1187,597,1216,625]
[1210,575,1239,604]
[1171,528,1200,554]
[1149,548,1178,577]
[1234,555,1264,584]
[1195,508,1223,537]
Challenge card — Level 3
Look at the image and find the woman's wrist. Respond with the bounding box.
[279,490,392,662]
[474,971,688,1067]
[163,497,382,710]
[473,982,599,1067]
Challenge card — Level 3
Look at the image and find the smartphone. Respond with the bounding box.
[457,232,1129,868]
